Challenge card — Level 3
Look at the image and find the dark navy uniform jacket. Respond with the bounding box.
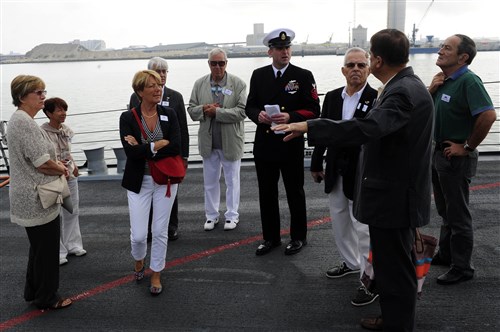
[246,63,320,162]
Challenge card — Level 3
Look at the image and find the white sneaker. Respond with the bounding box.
[204,218,219,231]
[59,257,68,265]
[69,249,87,257]
[224,219,239,231]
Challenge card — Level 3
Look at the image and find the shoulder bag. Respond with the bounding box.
[361,228,437,298]
[35,174,73,213]
[130,108,185,197]
[413,228,437,298]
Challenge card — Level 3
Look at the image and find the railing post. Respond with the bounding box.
[113,147,126,174]
[83,146,108,175]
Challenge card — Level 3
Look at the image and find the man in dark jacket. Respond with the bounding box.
[274,29,434,332]
[245,28,320,256]
[129,57,189,241]
[310,47,378,307]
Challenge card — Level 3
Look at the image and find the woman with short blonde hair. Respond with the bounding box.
[120,70,182,295]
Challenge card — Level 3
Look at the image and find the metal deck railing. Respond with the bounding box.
[1,84,499,173]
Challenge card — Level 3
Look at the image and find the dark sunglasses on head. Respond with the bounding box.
[209,61,226,67]
[345,62,368,69]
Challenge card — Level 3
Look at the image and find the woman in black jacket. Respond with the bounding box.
[119,70,181,296]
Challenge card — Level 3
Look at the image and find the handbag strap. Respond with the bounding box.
[414,228,424,254]
[131,107,148,141]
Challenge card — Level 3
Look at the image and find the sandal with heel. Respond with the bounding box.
[150,272,162,295]
[150,284,163,296]
[134,261,145,283]
[50,298,72,310]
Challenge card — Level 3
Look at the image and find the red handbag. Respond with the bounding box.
[131,108,185,197]
[148,156,184,184]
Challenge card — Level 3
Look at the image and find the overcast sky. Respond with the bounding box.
[1,0,499,54]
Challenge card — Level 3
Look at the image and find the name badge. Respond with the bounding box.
[223,88,233,96]
[441,94,451,103]
[160,115,169,121]
[161,101,169,107]
[362,105,368,112]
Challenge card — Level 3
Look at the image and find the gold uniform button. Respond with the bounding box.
[281,107,285,111]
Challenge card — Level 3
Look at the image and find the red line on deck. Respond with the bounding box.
[2,182,499,329]
[0,216,331,331]
[470,181,500,191]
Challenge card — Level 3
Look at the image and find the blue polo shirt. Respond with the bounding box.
[433,65,494,143]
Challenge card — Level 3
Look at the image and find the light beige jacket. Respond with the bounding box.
[188,73,247,161]
[40,122,77,179]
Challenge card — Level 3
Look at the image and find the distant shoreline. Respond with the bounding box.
[2,47,499,65]
[1,48,341,65]
[0,53,268,65]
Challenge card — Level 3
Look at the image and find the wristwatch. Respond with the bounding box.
[463,142,474,152]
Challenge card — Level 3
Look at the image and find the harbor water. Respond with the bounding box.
[1,52,499,164]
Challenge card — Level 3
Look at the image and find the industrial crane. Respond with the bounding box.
[411,0,434,46]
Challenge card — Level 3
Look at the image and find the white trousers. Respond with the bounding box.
[127,175,177,272]
[202,149,241,222]
[60,177,84,258]
[328,175,371,278]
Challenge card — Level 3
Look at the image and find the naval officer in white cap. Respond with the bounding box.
[245,28,320,256]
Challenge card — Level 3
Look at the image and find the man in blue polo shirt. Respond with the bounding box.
[428,34,496,285]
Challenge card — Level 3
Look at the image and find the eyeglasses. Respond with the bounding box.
[209,61,226,67]
[33,90,47,96]
[344,62,368,69]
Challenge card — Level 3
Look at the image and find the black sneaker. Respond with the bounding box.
[325,262,360,279]
[351,285,379,307]
[168,230,179,241]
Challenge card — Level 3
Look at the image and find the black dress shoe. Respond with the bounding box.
[431,253,450,266]
[168,230,179,241]
[255,240,282,256]
[437,267,474,285]
[284,240,307,255]
[360,316,383,331]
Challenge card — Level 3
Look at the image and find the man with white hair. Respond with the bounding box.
[188,48,247,231]
[310,47,378,306]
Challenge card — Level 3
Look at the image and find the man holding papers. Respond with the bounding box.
[245,28,320,256]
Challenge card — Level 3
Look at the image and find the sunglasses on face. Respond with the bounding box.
[344,62,368,69]
[209,61,226,67]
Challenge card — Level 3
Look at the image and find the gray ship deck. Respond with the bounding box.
[0,159,499,331]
